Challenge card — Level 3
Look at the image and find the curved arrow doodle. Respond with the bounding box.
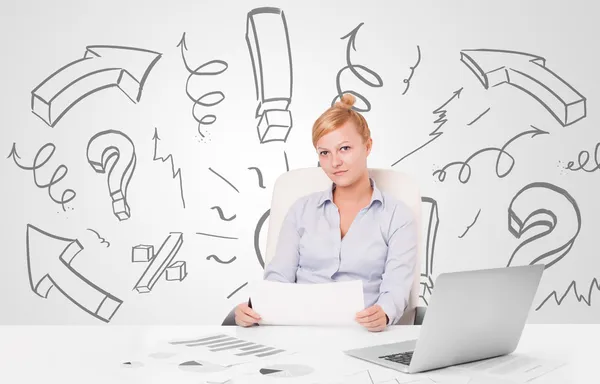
[402,45,421,95]
[26,224,122,323]
[7,142,76,211]
[206,254,237,264]
[507,182,581,269]
[248,166,266,189]
[433,125,549,183]
[177,33,228,139]
[86,130,137,221]
[391,88,463,167]
[246,7,294,144]
[210,206,236,221]
[332,22,383,112]
[461,49,586,126]
[86,228,110,247]
[152,128,185,208]
[536,278,599,310]
[31,45,161,127]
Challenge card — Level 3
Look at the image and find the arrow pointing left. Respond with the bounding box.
[26,224,123,323]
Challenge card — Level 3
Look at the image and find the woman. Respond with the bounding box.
[235,94,418,332]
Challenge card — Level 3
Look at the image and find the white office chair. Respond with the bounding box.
[223,167,425,326]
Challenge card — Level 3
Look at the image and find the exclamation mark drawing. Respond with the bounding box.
[245,7,293,144]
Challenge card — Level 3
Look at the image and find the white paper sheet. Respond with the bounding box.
[249,280,365,326]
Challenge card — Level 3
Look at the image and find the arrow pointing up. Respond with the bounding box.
[460,49,586,126]
[31,45,162,127]
[26,224,122,323]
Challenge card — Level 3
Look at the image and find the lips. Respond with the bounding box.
[333,170,347,176]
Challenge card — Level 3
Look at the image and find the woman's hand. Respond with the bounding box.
[234,302,261,327]
[356,304,388,332]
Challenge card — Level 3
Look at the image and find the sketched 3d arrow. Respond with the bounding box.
[460,49,586,126]
[31,45,162,127]
[26,224,122,323]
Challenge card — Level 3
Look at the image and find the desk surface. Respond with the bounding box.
[0,324,596,384]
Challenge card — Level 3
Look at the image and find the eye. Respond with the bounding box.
[340,146,351,151]
[319,150,328,156]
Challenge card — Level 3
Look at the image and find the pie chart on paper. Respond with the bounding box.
[258,364,315,378]
[178,360,225,373]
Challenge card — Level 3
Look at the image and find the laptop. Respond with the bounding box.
[344,264,544,374]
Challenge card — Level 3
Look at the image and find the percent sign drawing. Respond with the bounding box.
[86,130,137,221]
[31,45,161,127]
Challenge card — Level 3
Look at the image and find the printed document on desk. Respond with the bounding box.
[249,280,365,326]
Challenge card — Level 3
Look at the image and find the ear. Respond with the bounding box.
[365,138,373,155]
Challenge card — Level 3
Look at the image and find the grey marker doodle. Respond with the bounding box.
[458,209,481,239]
[206,254,237,264]
[508,182,581,270]
[283,151,290,172]
[31,45,161,127]
[227,281,248,299]
[392,88,463,167]
[196,232,238,240]
[420,197,439,306]
[433,125,549,184]
[248,166,266,189]
[332,22,383,112]
[402,45,421,95]
[246,7,294,144]
[7,143,75,211]
[86,228,110,247]
[133,232,184,293]
[467,107,491,126]
[211,206,236,221]
[255,209,270,269]
[177,33,228,139]
[87,130,136,221]
[208,167,239,193]
[166,261,187,282]
[536,278,599,310]
[26,224,122,323]
[564,141,600,173]
[461,49,586,126]
[132,244,154,263]
[152,128,186,208]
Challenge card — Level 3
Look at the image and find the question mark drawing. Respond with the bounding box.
[507,182,581,270]
[86,130,137,221]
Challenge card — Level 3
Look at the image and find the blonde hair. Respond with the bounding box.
[312,93,371,148]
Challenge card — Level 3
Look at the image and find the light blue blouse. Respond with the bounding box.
[263,177,418,325]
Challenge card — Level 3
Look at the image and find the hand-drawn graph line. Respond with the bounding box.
[208,167,239,193]
[211,206,236,221]
[177,32,228,139]
[458,209,481,239]
[460,49,587,127]
[420,197,439,306]
[248,167,266,189]
[433,125,549,184]
[332,22,384,112]
[86,228,110,247]
[196,232,238,240]
[206,254,237,264]
[26,224,122,323]
[246,7,294,144]
[536,278,599,310]
[564,141,600,173]
[87,130,137,221]
[507,182,581,270]
[227,281,248,299]
[133,232,184,293]
[7,142,75,211]
[402,45,421,95]
[31,45,161,127]
[152,127,186,208]
[467,107,491,126]
[391,88,463,167]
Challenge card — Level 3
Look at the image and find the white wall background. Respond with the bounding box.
[1,0,598,325]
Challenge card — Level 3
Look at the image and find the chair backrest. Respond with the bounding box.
[264,167,423,325]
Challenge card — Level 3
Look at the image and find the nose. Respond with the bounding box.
[331,152,343,167]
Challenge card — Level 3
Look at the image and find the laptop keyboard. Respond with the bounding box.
[379,350,414,366]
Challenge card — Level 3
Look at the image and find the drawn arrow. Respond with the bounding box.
[26,224,122,323]
[460,49,586,126]
[31,45,162,127]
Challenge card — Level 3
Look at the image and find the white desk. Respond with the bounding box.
[0,324,596,383]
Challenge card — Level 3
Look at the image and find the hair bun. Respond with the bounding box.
[336,93,355,110]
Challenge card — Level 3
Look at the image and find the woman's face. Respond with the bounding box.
[316,120,372,187]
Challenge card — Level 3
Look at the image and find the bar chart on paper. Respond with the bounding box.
[167,333,293,366]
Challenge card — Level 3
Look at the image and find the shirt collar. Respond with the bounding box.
[317,176,383,208]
